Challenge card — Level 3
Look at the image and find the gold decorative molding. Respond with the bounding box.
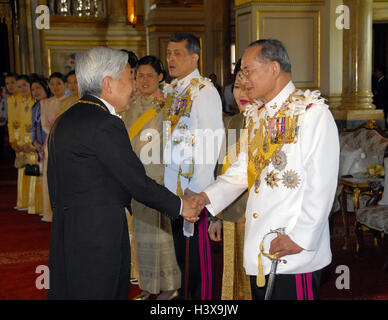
[331,109,384,121]
[150,0,204,8]
[327,93,342,109]
[147,25,204,33]
[373,0,388,21]
[45,40,145,47]
[45,40,145,76]
[235,0,325,6]
[363,119,380,130]
[50,16,108,25]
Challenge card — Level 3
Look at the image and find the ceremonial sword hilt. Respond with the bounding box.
[260,227,288,265]
[260,227,288,300]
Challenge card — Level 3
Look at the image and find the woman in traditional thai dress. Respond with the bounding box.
[208,59,252,299]
[121,50,140,286]
[29,78,50,215]
[58,70,80,116]
[40,72,67,222]
[5,73,20,208]
[121,55,181,300]
[8,75,36,210]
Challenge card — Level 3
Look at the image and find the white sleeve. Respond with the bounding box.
[204,151,248,216]
[288,105,340,251]
[187,85,225,193]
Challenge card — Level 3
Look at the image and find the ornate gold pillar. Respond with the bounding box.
[333,0,384,126]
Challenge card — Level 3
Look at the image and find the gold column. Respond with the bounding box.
[335,0,383,121]
[16,0,32,74]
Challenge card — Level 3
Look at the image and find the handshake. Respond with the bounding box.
[180,189,211,223]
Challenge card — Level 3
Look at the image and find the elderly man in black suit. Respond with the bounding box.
[46,47,203,300]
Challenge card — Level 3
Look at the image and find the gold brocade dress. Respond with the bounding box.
[121,93,181,295]
[58,95,79,116]
[218,112,252,300]
[40,95,67,222]
[7,94,36,209]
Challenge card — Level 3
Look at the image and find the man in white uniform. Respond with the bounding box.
[163,32,224,300]
[195,39,339,300]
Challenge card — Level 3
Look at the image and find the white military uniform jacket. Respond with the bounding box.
[163,69,224,236]
[205,81,340,275]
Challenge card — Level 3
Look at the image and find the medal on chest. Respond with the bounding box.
[247,93,300,193]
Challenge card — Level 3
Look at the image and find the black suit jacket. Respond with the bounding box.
[46,95,181,299]
[374,76,388,116]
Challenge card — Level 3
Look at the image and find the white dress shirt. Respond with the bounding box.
[204,81,340,275]
[94,96,121,118]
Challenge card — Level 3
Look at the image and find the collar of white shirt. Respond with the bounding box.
[173,69,201,92]
[93,96,121,118]
[261,80,296,118]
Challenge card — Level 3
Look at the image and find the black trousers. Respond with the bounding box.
[171,216,213,300]
[250,269,322,300]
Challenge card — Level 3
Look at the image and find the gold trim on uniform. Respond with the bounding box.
[246,90,300,193]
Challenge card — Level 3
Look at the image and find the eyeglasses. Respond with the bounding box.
[240,67,256,79]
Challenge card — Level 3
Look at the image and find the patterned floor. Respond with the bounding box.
[0,250,49,266]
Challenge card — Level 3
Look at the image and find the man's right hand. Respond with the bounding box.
[208,220,222,241]
[180,195,204,223]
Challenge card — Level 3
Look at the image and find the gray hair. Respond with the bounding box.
[75,47,128,96]
[248,39,291,73]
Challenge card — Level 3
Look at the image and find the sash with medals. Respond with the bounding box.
[247,91,300,193]
[128,96,164,141]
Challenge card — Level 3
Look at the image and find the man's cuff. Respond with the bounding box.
[205,202,217,216]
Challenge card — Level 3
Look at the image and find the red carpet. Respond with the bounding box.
[0,151,50,300]
[1,142,388,300]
